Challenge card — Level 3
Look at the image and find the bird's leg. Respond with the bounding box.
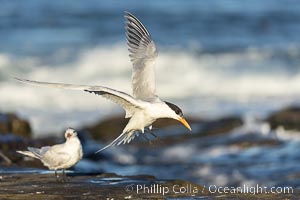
[149,130,158,139]
[147,126,163,145]
[55,170,59,182]
[147,125,157,138]
[141,133,152,144]
[147,126,159,140]
[62,169,66,182]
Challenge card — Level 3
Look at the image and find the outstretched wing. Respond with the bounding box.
[125,12,158,101]
[15,78,143,118]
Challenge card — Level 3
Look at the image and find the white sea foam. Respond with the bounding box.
[1,44,300,135]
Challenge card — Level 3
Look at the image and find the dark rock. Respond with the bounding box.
[0,172,297,199]
[229,136,282,149]
[194,116,243,137]
[236,140,279,148]
[76,130,109,161]
[152,117,202,128]
[83,115,129,141]
[0,134,58,168]
[266,106,300,131]
[0,113,31,137]
[0,172,208,199]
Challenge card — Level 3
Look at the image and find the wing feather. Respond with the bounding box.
[14,78,142,118]
[125,12,158,101]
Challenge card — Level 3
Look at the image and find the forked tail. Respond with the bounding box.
[17,147,42,160]
[95,130,138,153]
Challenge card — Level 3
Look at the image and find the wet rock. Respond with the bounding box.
[194,116,243,137]
[76,130,109,162]
[229,136,282,149]
[171,116,241,140]
[0,134,58,168]
[0,113,31,137]
[0,172,209,199]
[0,171,296,199]
[237,140,280,148]
[83,115,129,141]
[152,117,202,129]
[266,106,300,131]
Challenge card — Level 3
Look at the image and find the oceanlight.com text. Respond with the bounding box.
[208,184,293,195]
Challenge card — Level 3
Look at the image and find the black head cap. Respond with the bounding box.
[165,101,183,117]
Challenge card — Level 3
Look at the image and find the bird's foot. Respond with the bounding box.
[147,130,161,144]
[142,134,151,143]
[55,170,68,182]
[55,176,68,183]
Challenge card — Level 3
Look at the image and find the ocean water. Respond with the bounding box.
[81,117,300,188]
[1,0,300,189]
[1,0,300,134]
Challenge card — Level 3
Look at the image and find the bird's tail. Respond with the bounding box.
[17,147,42,160]
[95,130,138,153]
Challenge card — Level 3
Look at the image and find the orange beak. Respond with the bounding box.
[178,117,192,131]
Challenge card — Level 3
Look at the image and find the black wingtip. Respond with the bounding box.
[13,77,29,84]
[124,11,134,18]
[13,77,31,83]
[13,77,21,81]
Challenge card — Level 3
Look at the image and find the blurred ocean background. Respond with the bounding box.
[1,0,300,189]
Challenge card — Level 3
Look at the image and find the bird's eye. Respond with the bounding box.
[175,110,183,117]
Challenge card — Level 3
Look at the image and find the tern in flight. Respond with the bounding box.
[15,12,192,153]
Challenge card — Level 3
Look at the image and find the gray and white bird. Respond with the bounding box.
[17,128,83,181]
[15,12,192,153]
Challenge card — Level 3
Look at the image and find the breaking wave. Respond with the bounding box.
[1,44,300,134]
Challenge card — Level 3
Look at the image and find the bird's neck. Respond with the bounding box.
[66,137,80,145]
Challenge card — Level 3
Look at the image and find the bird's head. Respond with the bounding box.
[164,101,192,131]
[65,128,78,140]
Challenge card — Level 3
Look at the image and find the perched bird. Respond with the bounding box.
[17,128,83,181]
[15,12,192,153]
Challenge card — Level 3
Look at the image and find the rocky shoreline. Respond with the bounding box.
[1,106,300,199]
[0,172,208,199]
[0,171,297,199]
